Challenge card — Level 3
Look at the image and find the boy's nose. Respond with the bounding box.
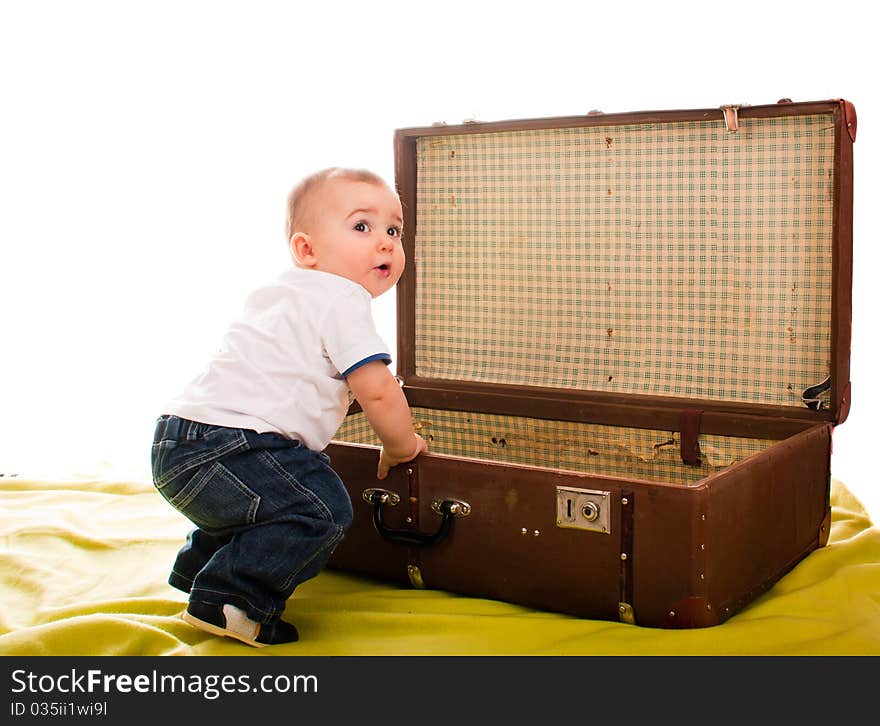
[376,235,393,252]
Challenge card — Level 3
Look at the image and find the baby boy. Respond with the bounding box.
[151,168,427,647]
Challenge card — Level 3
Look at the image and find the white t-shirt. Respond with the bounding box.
[164,267,390,451]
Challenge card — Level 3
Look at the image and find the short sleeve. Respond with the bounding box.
[321,290,391,377]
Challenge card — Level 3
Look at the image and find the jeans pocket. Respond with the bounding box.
[163,461,260,531]
[152,422,247,490]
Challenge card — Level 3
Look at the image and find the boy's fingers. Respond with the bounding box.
[376,464,387,480]
[376,438,427,480]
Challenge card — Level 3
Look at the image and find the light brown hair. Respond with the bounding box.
[286,167,389,241]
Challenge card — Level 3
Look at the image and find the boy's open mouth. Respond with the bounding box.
[375,263,391,277]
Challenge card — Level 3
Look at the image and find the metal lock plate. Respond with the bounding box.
[555,486,611,534]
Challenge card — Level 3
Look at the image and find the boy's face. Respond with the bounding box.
[291,178,405,298]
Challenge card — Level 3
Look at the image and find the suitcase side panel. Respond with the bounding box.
[412,455,626,619]
[702,423,832,620]
[628,483,703,627]
[327,438,707,625]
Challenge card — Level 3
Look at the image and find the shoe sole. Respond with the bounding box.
[182,609,266,648]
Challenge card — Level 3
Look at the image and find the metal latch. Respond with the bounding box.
[362,488,400,506]
[802,376,832,411]
[721,105,741,133]
[556,486,611,534]
[431,499,471,517]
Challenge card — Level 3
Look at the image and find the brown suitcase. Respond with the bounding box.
[326,99,856,628]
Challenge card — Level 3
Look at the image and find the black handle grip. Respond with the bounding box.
[368,491,456,547]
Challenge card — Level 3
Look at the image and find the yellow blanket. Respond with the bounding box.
[1,474,878,655]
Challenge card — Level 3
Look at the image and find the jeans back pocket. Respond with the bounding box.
[160,462,260,531]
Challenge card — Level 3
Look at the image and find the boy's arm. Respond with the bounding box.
[345,360,428,479]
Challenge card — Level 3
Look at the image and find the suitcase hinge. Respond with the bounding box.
[618,492,635,624]
[720,105,741,133]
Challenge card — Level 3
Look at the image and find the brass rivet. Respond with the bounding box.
[619,605,626,614]
[533,530,540,537]
[521,528,528,535]
[405,516,413,524]
[701,515,706,521]
[706,604,712,611]
[620,553,628,560]
[701,544,705,551]
[621,497,629,505]
[406,468,414,475]
[668,611,675,618]
[700,573,705,580]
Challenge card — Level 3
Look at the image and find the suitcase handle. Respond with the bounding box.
[365,490,469,547]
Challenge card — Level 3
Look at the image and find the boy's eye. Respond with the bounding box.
[354,221,369,232]
[387,226,400,237]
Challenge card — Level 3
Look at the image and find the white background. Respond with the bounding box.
[1,1,877,518]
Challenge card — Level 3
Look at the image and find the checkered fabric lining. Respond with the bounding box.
[335,409,776,485]
[414,113,835,409]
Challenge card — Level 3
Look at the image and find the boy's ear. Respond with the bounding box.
[289,232,317,267]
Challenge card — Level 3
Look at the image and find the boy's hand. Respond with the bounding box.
[345,361,429,480]
[377,434,428,480]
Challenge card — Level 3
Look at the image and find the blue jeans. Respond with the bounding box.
[151,415,352,624]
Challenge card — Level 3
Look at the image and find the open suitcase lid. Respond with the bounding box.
[393,100,855,437]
